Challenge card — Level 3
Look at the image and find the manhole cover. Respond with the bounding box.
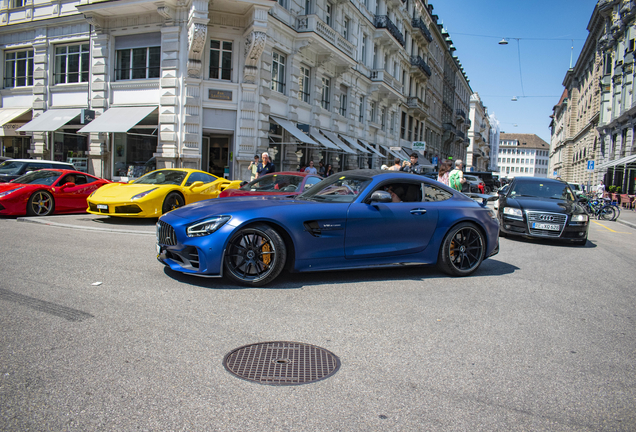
[223,341,340,386]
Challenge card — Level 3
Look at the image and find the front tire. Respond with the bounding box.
[162,192,185,214]
[598,206,616,221]
[438,222,486,277]
[224,224,287,287]
[27,191,55,216]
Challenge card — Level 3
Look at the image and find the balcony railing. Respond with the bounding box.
[296,15,356,59]
[456,130,465,139]
[443,122,457,134]
[370,69,403,94]
[374,15,405,47]
[455,109,466,120]
[411,17,433,42]
[407,96,426,112]
[409,56,432,77]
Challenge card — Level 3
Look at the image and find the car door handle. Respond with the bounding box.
[410,208,427,215]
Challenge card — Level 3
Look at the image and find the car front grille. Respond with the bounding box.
[157,220,177,246]
[526,211,567,237]
[115,204,142,214]
[165,246,200,269]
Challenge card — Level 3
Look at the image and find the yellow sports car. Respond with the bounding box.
[87,168,234,217]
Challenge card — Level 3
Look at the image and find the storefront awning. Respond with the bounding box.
[78,106,157,133]
[380,145,406,161]
[309,128,340,150]
[359,139,385,158]
[0,107,31,126]
[339,135,370,154]
[320,130,356,154]
[596,154,636,170]
[270,117,317,145]
[17,108,82,132]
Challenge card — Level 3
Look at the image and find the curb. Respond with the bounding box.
[616,217,636,230]
[17,217,156,236]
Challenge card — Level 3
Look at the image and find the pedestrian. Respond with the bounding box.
[318,160,326,176]
[596,180,605,199]
[388,158,401,171]
[437,160,451,186]
[400,153,420,174]
[449,159,466,192]
[325,164,334,176]
[305,160,318,175]
[248,154,259,181]
[257,152,275,178]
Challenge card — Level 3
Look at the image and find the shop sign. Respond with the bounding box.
[1,123,29,137]
[412,141,426,151]
[209,89,233,101]
[80,109,95,124]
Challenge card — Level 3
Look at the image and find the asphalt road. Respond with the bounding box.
[1,216,635,431]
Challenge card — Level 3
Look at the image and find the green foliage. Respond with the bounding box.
[608,185,617,193]
[615,186,622,194]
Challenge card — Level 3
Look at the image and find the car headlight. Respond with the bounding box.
[0,187,23,198]
[571,214,588,222]
[131,188,158,200]
[503,207,523,218]
[186,216,231,237]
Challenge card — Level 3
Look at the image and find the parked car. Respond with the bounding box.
[87,168,232,218]
[0,169,110,216]
[157,169,500,286]
[466,171,498,193]
[497,176,589,245]
[568,182,585,197]
[0,159,75,183]
[463,174,485,194]
[219,172,323,198]
[0,156,13,163]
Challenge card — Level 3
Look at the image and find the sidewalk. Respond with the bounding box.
[615,206,636,230]
[17,214,156,235]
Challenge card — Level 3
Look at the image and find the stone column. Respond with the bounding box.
[87,29,109,177]
[31,31,48,159]
[157,25,180,169]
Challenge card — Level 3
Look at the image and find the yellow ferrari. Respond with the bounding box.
[87,168,234,217]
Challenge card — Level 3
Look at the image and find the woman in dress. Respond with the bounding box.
[437,160,451,186]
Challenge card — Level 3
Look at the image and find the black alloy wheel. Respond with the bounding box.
[224,224,287,287]
[162,192,185,214]
[438,222,486,276]
[27,191,55,216]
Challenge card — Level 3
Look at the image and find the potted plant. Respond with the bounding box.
[609,185,617,193]
[616,186,622,194]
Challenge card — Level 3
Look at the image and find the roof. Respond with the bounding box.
[499,133,549,149]
[511,176,565,184]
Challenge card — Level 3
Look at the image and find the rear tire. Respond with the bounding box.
[224,224,287,287]
[162,192,185,214]
[438,222,486,277]
[27,191,55,216]
[598,206,616,221]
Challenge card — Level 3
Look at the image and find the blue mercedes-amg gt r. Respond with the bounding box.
[156,170,500,286]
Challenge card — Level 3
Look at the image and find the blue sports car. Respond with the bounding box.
[156,170,500,286]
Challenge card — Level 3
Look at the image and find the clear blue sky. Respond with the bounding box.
[430,0,598,143]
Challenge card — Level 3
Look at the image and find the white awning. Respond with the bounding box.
[380,145,406,161]
[309,128,340,150]
[359,139,385,158]
[0,107,31,126]
[339,135,370,153]
[320,130,356,154]
[17,108,82,132]
[78,106,157,133]
[596,154,636,170]
[270,117,317,145]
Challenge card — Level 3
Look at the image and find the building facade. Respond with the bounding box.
[0,0,472,181]
[488,112,500,172]
[498,133,550,179]
[467,93,491,171]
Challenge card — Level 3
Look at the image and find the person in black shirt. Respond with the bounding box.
[400,152,420,174]
[257,152,275,178]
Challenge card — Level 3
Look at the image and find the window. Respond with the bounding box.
[361,35,367,64]
[390,112,395,134]
[343,17,350,40]
[321,77,330,110]
[380,107,386,131]
[304,0,312,14]
[326,2,332,27]
[370,101,377,123]
[116,47,160,80]
[271,52,286,93]
[210,40,233,80]
[359,97,364,122]
[401,112,407,139]
[4,49,34,88]
[185,172,216,186]
[9,0,24,8]
[277,0,287,8]
[423,184,452,201]
[298,65,310,103]
[339,85,347,116]
[408,116,413,141]
[54,44,90,85]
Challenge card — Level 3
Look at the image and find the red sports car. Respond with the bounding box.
[0,169,110,216]
[219,172,323,198]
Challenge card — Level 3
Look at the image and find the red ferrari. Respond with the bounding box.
[219,172,323,198]
[0,169,110,216]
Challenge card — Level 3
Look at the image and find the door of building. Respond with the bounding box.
[206,135,230,179]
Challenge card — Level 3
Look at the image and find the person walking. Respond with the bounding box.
[437,160,451,186]
[248,155,259,181]
[596,180,606,199]
[449,159,466,192]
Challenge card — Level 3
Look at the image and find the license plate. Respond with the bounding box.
[532,222,560,231]
[97,204,108,210]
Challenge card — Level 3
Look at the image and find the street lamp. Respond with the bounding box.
[498,38,509,45]
[511,96,518,101]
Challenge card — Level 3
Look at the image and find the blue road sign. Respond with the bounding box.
[432,157,438,166]
[587,160,595,171]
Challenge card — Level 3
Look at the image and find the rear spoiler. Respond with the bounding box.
[464,193,498,206]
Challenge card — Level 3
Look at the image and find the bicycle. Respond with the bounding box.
[578,194,619,221]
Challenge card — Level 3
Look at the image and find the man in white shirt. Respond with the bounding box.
[596,180,605,198]
[305,160,318,175]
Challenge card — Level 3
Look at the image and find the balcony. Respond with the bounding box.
[407,96,427,117]
[411,17,433,43]
[296,15,356,61]
[455,109,466,122]
[456,130,465,140]
[370,69,403,99]
[374,15,405,47]
[409,56,432,78]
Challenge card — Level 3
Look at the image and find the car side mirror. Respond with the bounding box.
[61,182,75,189]
[189,181,204,189]
[369,190,392,203]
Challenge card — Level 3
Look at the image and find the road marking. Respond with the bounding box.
[591,221,619,232]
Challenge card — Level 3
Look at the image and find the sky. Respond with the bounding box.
[430,0,598,144]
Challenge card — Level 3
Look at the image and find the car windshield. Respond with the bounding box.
[12,170,61,186]
[569,183,582,191]
[298,174,372,203]
[242,175,303,192]
[134,170,186,185]
[510,181,575,201]
[0,161,25,175]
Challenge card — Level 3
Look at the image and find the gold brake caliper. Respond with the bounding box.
[261,239,271,266]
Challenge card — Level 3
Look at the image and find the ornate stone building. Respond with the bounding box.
[0,0,472,181]
[467,92,490,170]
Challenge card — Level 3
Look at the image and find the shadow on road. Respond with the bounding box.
[501,235,596,249]
[162,256,519,290]
[78,216,158,227]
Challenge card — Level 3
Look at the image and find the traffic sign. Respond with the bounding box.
[432,157,438,166]
[587,160,595,171]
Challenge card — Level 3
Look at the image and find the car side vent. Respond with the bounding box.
[303,221,321,237]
